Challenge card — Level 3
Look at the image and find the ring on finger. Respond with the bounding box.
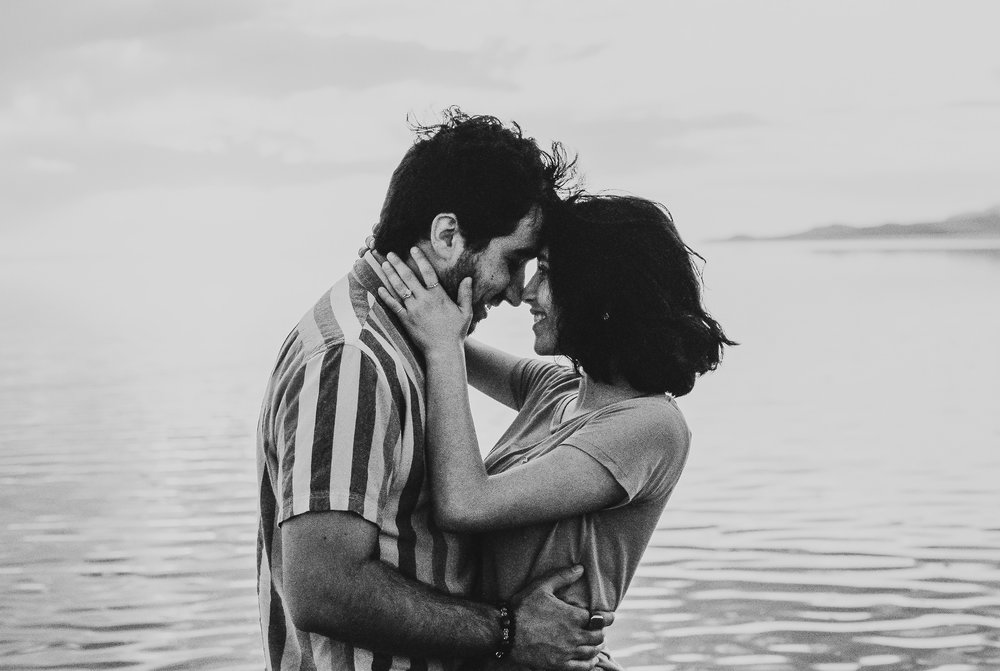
[425,282,438,289]
[399,289,413,301]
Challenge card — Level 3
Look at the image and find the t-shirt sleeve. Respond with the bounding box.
[272,343,399,527]
[508,358,578,410]
[561,401,690,504]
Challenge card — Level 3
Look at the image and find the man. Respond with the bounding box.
[257,110,607,671]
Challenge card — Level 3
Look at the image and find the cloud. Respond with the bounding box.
[155,30,514,95]
[2,0,998,242]
[25,156,77,174]
[949,99,1000,109]
[0,2,529,220]
[1,9,517,104]
[0,134,385,222]
[0,0,262,63]
[546,111,768,177]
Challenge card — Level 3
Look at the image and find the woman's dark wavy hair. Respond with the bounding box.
[374,106,576,256]
[545,194,736,396]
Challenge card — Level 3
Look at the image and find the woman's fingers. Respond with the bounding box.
[409,247,441,289]
[357,235,377,259]
[386,252,422,290]
[457,277,473,315]
[377,287,405,314]
[381,260,413,299]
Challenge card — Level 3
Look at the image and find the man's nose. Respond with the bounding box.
[521,269,543,306]
[504,266,526,306]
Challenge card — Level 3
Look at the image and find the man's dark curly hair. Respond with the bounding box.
[374,107,576,256]
[544,194,736,396]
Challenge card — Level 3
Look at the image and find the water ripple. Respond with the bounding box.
[3,245,1000,670]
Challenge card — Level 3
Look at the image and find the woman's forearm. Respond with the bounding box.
[424,348,626,534]
[465,339,523,409]
[424,346,491,531]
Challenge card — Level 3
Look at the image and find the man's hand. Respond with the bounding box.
[509,565,614,671]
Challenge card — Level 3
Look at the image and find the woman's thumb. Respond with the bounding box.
[458,277,473,314]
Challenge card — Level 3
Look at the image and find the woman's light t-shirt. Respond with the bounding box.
[480,359,691,611]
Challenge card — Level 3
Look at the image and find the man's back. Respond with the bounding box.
[257,254,477,671]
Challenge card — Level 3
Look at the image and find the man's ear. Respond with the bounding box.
[427,213,465,262]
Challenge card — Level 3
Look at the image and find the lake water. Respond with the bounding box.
[1,235,998,670]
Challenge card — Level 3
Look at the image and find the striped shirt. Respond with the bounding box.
[256,253,477,671]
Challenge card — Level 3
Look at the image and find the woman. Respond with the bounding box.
[378,194,734,669]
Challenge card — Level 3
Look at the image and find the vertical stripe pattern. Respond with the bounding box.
[257,256,476,671]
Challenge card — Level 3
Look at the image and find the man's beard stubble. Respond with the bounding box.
[440,249,483,334]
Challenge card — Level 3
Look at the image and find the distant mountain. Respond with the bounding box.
[725,205,1000,241]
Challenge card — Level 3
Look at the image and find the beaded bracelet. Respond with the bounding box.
[494,602,516,659]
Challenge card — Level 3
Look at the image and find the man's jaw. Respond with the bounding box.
[470,298,502,331]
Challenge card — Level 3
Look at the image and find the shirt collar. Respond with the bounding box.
[352,249,392,296]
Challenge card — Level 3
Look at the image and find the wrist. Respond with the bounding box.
[425,343,464,363]
[493,602,516,660]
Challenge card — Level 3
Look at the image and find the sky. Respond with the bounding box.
[1,0,999,255]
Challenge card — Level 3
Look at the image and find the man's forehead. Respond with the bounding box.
[480,205,543,259]
[508,206,544,254]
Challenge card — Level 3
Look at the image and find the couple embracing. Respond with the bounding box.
[256,108,734,671]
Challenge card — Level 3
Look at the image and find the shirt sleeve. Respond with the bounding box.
[508,358,579,410]
[273,342,399,527]
[561,399,690,504]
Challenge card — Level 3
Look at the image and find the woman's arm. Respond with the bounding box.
[465,339,523,409]
[425,344,626,532]
[378,250,626,533]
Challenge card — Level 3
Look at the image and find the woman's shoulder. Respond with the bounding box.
[600,393,690,440]
[568,395,691,501]
[513,357,581,399]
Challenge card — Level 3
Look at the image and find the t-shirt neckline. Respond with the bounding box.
[551,392,592,431]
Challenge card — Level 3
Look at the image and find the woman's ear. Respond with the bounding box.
[428,213,466,262]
